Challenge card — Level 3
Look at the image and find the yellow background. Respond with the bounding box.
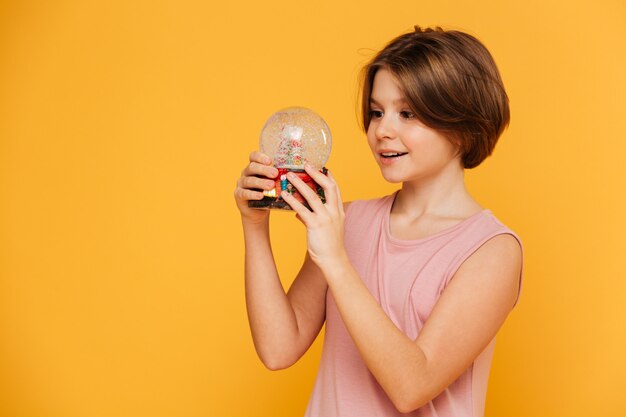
[1,0,625,416]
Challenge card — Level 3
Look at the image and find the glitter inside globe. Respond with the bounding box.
[249,107,332,210]
[260,107,332,170]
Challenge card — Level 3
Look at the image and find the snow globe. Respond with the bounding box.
[249,107,332,210]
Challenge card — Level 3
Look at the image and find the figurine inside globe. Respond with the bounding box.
[248,107,332,210]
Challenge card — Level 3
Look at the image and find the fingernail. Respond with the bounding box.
[304,163,312,170]
[287,172,295,179]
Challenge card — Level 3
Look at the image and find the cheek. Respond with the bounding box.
[420,130,457,156]
[441,138,461,159]
[366,130,377,151]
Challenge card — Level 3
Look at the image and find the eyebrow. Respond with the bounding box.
[369,97,408,105]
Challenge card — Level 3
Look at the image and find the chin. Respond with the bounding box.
[379,170,406,184]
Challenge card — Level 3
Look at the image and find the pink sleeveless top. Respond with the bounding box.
[304,193,522,417]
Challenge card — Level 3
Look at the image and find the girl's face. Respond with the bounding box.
[366,69,461,184]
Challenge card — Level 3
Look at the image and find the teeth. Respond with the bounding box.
[381,152,406,157]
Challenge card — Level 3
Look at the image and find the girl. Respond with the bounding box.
[234,26,523,417]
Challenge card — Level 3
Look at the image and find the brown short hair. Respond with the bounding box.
[360,26,510,169]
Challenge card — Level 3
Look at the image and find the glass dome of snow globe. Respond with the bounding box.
[249,106,332,210]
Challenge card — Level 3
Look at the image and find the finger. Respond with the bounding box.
[304,164,334,188]
[286,172,325,213]
[281,191,314,223]
[249,151,273,165]
[241,175,275,191]
[304,164,337,208]
[326,170,344,213]
[235,187,264,201]
[244,161,279,179]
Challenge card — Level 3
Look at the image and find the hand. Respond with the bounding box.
[234,151,279,225]
[281,164,347,269]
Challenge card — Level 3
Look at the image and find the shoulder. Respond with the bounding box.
[443,210,523,307]
[454,210,524,264]
[468,233,522,269]
[454,232,523,309]
[473,212,523,265]
[469,211,523,264]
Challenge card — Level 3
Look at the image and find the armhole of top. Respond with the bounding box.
[445,231,524,308]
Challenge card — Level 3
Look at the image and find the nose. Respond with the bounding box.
[373,113,395,140]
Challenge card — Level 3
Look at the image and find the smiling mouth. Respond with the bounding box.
[380,152,408,159]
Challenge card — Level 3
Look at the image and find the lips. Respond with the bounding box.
[377,150,408,166]
[380,151,408,158]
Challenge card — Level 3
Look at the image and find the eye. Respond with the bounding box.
[369,110,383,119]
[400,110,416,119]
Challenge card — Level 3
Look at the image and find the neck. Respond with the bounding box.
[393,162,480,219]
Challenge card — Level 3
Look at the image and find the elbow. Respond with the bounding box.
[260,357,290,371]
[392,396,426,414]
[252,337,303,371]
[258,351,297,371]
[387,385,431,414]
[391,397,418,415]
[385,348,441,413]
[395,402,420,415]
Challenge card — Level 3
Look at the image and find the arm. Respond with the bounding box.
[319,234,521,412]
[243,220,327,370]
[282,165,522,413]
[235,152,328,370]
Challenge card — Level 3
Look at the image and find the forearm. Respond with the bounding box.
[242,219,302,369]
[320,253,434,412]
[276,167,515,412]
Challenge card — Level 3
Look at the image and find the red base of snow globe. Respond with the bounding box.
[248,167,328,211]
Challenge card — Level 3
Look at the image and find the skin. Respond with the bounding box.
[233,69,522,413]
